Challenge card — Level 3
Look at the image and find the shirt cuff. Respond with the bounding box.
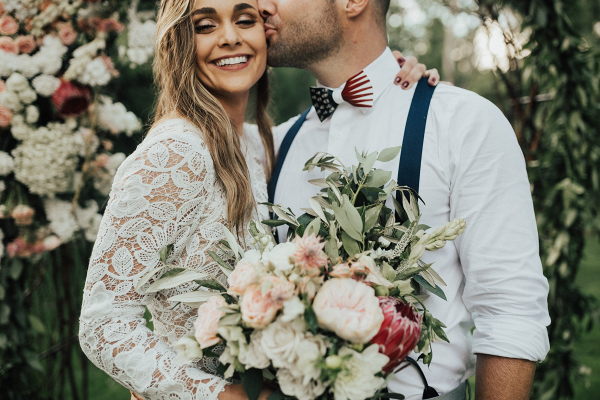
[471,314,550,362]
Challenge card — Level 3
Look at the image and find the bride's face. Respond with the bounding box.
[193,0,267,97]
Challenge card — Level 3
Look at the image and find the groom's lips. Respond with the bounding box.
[264,23,277,38]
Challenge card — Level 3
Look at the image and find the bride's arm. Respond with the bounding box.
[79,128,228,399]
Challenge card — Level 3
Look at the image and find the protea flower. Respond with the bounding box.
[371,297,422,374]
[52,79,92,117]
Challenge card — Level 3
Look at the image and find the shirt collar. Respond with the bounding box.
[317,47,400,113]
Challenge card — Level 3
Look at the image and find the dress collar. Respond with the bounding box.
[317,47,400,114]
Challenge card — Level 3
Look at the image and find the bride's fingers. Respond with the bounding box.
[393,56,418,87]
[398,62,428,90]
[423,68,440,86]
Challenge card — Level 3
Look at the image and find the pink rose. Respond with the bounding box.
[312,278,384,343]
[0,15,18,35]
[193,295,227,349]
[57,23,78,45]
[0,37,17,54]
[0,105,12,128]
[52,79,92,117]
[260,275,296,303]
[11,205,35,226]
[227,261,258,295]
[98,18,124,33]
[42,235,62,251]
[0,2,5,16]
[240,284,280,329]
[16,35,36,54]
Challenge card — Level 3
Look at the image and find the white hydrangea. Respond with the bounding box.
[16,54,41,79]
[26,105,40,124]
[93,153,126,196]
[77,57,111,87]
[11,121,33,141]
[3,0,39,22]
[6,73,30,93]
[126,20,156,66]
[0,91,23,112]
[12,122,80,196]
[44,198,79,242]
[32,35,68,76]
[64,36,106,82]
[32,74,61,97]
[97,96,142,136]
[0,51,17,78]
[0,151,15,176]
[19,88,37,105]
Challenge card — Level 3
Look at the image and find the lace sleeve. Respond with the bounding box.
[79,120,229,400]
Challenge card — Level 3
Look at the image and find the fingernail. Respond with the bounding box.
[431,78,436,83]
[395,77,401,84]
[397,57,405,65]
[402,81,409,89]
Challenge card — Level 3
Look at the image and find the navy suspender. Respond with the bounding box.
[269,77,436,205]
[268,107,311,204]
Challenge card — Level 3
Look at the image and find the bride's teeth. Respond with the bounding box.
[216,56,248,67]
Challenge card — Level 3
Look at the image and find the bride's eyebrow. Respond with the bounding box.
[192,7,216,16]
[233,3,256,13]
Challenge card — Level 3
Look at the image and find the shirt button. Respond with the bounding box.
[334,132,342,139]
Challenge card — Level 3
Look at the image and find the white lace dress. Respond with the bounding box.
[79,118,269,400]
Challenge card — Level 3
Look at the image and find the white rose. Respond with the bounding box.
[295,335,328,382]
[19,88,37,104]
[280,296,305,323]
[333,345,389,400]
[237,330,270,369]
[262,242,296,272]
[6,73,29,92]
[26,105,39,124]
[277,368,326,400]
[0,90,22,111]
[32,74,61,97]
[258,317,304,368]
[173,336,203,365]
[312,278,384,343]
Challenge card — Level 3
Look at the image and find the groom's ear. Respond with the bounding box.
[343,0,371,19]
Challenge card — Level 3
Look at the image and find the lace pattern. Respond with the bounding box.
[79,119,268,399]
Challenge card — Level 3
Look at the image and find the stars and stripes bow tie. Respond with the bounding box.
[310,70,374,122]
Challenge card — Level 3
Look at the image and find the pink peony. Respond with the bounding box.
[227,261,258,296]
[52,79,92,117]
[42,235,62,251]
[57,23,78,45]
[0,36,17,53]
[371,297,422,374]
[293,233,327,275]
[193,295,227,348]
[0,15,18,35]
[240,284,280,329]
[11,205,35,226]
[16,35,36,54]
[260,275,296,303]
[312,278,384,343]
[0,105,12,128]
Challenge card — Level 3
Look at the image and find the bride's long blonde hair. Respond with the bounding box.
[152,0,275,236]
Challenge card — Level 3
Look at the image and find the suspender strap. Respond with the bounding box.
[396,77,436,198]
[268,107,311,203]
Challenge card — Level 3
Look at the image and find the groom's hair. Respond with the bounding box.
[373,0,391,26]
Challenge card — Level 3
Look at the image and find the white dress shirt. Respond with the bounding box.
[272,48,550,399]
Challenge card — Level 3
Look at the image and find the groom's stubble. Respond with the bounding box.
[265,0,344,69]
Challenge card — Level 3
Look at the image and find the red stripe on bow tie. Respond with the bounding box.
[342,70,374,108]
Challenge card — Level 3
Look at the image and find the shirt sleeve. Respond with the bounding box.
[78,128,229,399]
[446,91,551,362]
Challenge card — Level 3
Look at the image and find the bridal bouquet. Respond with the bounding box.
[141,147,465,400]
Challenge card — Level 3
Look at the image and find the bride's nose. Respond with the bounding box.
[218,22,242,48]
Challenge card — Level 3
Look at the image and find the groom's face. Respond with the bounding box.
[258,0,344,68]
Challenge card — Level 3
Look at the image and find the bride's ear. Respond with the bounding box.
[344,0,370,18]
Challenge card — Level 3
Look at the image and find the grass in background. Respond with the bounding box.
[87,240,600,399]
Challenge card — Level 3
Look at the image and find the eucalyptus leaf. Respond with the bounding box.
[382,261,396,281]
[309,197,329,224]
[308,178,331,188]
[342,231,361,257]
[135,265,166,292]
[364,204,383,232]
[222,225,245,260]
[325,237,339,260]
[273,206,299,227]
[145,271,209,293]
[362,151,378,173]
[305,217,322,237]
[366,169,392,188]
[377,146,402,163]
[168,291,222,303]
[414,275,447,301]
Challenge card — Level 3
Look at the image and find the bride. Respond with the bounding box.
[78,0,437,399]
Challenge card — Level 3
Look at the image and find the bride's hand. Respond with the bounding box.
[218,383,274,400]
[391,50,441,90]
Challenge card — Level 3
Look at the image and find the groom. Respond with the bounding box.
[259,0,551,399]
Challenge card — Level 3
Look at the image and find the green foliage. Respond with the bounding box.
[476,0,600,398]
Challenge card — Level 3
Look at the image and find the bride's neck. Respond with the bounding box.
[212,91,250,135]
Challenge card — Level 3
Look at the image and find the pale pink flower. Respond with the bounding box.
[240,284,280,329]
[193,295,227,349]
[57,23,78,45]
[0,15,18,35]
[260,275,296,303]
[227,261,258,295]
[42,235,62,251]
[0,80,5,92]
[0,105,12,128]
[312,278,384,343]
[298,275,323,300]
[33,241,45,254]
[16,35,36,54]
[98,18,124,33]
[355,255,394,289]
[11,205,35,226]
[0,37,17,54]
[293,233,327,274]
[0,2,5,16]
[95,153,110,169]
[329,263,352,278]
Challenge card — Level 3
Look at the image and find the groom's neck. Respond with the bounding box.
[307,28,387,88]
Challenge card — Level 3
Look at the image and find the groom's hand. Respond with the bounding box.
[392,50,441,90]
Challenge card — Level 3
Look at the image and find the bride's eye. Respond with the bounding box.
[195,20,216,33]
[236,15,257,27]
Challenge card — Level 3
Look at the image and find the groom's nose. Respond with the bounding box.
[257,0,276,19]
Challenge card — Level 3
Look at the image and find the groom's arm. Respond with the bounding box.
[475,354,536,399]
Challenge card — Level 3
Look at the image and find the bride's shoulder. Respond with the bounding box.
[145,117,206,145]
